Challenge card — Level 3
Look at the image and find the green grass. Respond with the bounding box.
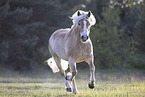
[0,68,144,97]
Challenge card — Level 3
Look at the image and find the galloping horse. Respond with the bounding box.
[47,10,96,94]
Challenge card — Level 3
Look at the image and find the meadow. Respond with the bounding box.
[0,68,144,97]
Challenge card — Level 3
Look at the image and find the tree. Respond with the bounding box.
[91,7,131,69]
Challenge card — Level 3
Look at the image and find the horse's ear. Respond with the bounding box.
[87,11,91,17]
[77,11,81,16]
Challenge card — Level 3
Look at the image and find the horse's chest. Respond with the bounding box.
[74,46,91,62]
[78,47,89,56]
[67,41,92,62]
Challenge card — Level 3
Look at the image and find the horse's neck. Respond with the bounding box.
[69,25,81,42]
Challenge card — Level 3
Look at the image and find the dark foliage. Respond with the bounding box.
[0,0,144,71]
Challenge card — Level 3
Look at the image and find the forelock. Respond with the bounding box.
[70,10,96,26]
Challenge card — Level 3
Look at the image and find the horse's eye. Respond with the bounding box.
[78,22,81,26]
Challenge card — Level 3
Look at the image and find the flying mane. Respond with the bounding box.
[70,10,96,26]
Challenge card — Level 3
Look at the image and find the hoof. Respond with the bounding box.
[88,83,95,89]
[66,88,72,92]
[73,91,79,94]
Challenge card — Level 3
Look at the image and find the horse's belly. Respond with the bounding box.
[56,50,67,60]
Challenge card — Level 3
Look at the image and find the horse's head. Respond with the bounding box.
[70,10,96,42]
[77,11,91,42]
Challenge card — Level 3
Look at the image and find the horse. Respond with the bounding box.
[46,10,96,94]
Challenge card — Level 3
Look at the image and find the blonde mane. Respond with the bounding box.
[70,10,96,26]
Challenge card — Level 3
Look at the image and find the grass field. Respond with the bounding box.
[0,68,145,97]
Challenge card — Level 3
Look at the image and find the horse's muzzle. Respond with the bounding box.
[81,35,88,42]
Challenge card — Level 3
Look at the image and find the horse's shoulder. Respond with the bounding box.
[51,28,71,40]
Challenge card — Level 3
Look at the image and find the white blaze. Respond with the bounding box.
[81,20,87,36]
[83,20,87,34]
[81,20,89,37]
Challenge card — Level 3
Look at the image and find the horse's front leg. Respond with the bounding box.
[87,56,95,89]
[68,57,78,94]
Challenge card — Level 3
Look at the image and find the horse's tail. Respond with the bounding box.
[46,57,69,73]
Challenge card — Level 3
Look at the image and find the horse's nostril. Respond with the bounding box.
[81,36,84,39]
[81,35,88,42]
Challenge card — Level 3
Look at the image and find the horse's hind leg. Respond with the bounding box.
[49,45,72,92]
[53,55,72,92]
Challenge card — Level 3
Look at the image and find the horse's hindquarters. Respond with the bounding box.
[49,29,70,60]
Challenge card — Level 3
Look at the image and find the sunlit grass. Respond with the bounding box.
[0,69,144,97]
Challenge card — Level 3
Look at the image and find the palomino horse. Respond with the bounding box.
[47,10,96,94]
